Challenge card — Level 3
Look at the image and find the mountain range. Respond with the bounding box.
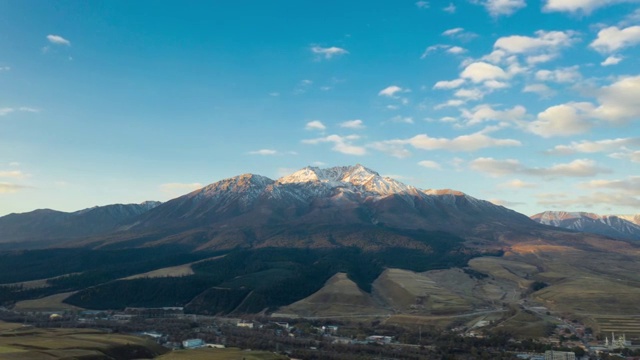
[1,165,639,333]
[1,164,540,251]
[531,211,640,241]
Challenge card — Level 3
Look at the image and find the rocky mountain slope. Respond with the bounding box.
[0,201,161,248]
[83,164,539,251]
[531,211,640,241]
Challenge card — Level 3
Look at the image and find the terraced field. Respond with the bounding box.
[589,315,640,339]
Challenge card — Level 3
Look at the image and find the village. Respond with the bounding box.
[1,305,639,360]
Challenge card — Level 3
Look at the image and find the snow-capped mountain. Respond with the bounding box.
[104,165,537,251]
[531,211,640,241]
[0,201,161,248]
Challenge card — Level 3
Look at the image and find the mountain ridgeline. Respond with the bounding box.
[67,164,538,251]
[531,211,640,241]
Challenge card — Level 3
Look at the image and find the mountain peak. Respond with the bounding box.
[277,164,379,185]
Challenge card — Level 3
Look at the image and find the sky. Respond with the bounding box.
[1,0,639,217]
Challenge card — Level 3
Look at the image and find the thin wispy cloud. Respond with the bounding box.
[311,46,348,59]
[47,34,71,46]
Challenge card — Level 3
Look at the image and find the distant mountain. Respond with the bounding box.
[531,211,640,241]
[617,214,640,226]
[84,164,539,251]
[0,201,161,248]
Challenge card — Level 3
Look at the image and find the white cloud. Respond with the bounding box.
[494,30,578,55]
[416,1,430,8]
[340,119,365,129]
[433,79,465,89]
[548,137,640,155]
[305,120,326,131]
[302,134,366,155]
[610,150,640,163]
[0,107,39,116]
[408,132,521,151]
[470,157,610,177]
[443,3,456,13]
[441,27,478,41]
[584,176,640,192]
[543,0,640,14]
[418,160,442,169]
[390,116,414,124]
[0,183,28,194]
[476,0,526,16]
[593,75,640,123]
[0,108,14,116]
[0,66,10,72]
[47,34,71,46]
[528,102,595,137]
[368,141,412,158]
[159,182,203,195]
[535,66,582,83]
[501,179,537,188]
[434,99,466,109]
[370,132,520,155]
[523,83,555,98]
[311,46,348,59]
[590,25,640,53]
[0,170,28,179]
[378,85,407,97]
[443,28,464,36]
[461,62,508,83]
[248,149,278,155]
[601,55,623,66]
[447,46,467,54]
[461,104,527,126]
[454,88,485,100]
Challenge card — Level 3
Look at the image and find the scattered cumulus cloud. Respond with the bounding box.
[389,116,414,124]
[543,0,640,14]
[418,160,442,169]
[371,131,521,155]
[593,75,640,123]
[501,179,537,188]
[340,119,365,129]
[474,0,526,17]
[47,34,71,46]
[601,55,623,66]
[461,62,508,83]
[443,2,456,13]
[535,66,582,83]
[302,134,366,156]
[434,79,466,89]
[442,27,478,41]
[547,137,640,155]
[305,120,326,131]
[470,157,610,177]
[528,102,595,137]
[311,46,349,59]
[461,104,527,126]
[378,85,408,97]
[416,1,430,9]
[523,83,555,98]
[590,25,640,54]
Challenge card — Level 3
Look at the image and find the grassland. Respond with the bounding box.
[0,321,167,359]
[13,292,81,312]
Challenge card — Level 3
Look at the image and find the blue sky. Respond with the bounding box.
[1,0,640,217]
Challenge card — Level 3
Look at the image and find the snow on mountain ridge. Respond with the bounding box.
[276,164,418,197]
